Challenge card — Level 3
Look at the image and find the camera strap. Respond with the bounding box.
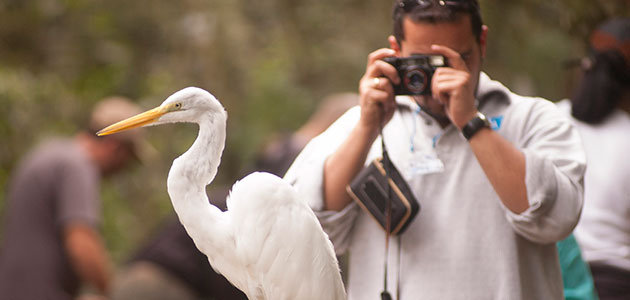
[381,121,393,300]
[379,118,402,300]
[379,116,392,300]
[380,121,402,300]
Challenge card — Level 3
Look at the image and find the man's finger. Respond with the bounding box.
[431,44,468,71]
[367,48,397,66]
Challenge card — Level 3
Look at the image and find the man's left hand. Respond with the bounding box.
[430,44,478,129]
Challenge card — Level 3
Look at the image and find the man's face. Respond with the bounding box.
[397,14,486,118]
[101,138,135,176]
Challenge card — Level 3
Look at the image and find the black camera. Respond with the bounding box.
[383,54,447,95]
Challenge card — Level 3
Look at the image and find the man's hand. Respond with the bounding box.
[358,48,400,135]
[430,44,478,129]
[323,48,402,212]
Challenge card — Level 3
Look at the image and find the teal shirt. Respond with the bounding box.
[558,234,599,300]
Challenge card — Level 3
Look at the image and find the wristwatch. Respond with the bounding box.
[461,111,491,140]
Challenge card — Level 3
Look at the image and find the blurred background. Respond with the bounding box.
[0,0,628,264]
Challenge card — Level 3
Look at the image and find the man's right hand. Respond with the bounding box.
[358,48,400,135]
[323,48,401,212]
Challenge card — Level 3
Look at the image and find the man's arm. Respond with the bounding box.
[433,41,583,241]
[431,44,529,214]
[323,124,379,211]
[63,222,111,295]
[323,48,400,211]
[467,128,528,213]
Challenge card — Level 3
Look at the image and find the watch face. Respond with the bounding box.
[462,112,490,140]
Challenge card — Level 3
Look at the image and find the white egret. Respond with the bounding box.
[97,87,346,300]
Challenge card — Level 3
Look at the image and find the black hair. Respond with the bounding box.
[571,50,630,124]
[392,0,483,46]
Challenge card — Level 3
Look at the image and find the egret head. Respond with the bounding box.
[97,87,226,136]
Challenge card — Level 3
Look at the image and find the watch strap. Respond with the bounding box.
[461,112,490,140]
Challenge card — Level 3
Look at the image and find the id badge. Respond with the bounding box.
[404,151,444,180]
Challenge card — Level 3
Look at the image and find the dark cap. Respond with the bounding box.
[590,18,630,64]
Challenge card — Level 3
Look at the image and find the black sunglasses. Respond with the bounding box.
[398,0,476,12]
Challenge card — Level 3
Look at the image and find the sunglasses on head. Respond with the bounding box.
[398,0,476,12]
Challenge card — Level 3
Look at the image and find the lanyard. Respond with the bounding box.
[380,121,402,300]
[381,125,393,300]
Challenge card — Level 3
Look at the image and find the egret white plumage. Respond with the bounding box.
[97,87,346,300]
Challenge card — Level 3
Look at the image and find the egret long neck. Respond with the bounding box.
[175,114,226,186]
[167,112,229,254]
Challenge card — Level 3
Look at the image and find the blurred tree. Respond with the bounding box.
[0,0,628,266]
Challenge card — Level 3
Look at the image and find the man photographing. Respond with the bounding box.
[285,0,585,298]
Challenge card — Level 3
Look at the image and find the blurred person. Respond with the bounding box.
[559,17,630,300]
[558,234,599,300]
[284,0,586,298]
[252,92,360,175]
[0,97,150,300]
[110,93,357,300]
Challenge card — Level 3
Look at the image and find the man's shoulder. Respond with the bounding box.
[30,137,77,157]
[479,74,562,115]
[477,74,576,146]
[18,138,92,177]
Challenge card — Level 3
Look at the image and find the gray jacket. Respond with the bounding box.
[285,73,585,300]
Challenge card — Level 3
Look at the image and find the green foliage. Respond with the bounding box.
[0,0,628,266]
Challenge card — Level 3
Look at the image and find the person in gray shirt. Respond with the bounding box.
[285,0,585,299]
[0,97,150,300]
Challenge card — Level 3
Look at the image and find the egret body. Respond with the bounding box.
[97,87,346,300]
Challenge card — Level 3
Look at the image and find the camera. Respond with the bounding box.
[383,54,448,95]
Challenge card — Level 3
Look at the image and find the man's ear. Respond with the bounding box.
[388,35,401,55]
[479,25,488,59]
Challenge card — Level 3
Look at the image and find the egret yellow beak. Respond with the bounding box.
[97,106,166,136]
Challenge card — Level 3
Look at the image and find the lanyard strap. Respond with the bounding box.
[381,121,393,300]
[380,121,405,300]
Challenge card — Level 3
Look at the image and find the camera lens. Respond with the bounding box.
[404,69,428,94]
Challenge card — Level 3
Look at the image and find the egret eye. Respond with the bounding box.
[168,102,182,112]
